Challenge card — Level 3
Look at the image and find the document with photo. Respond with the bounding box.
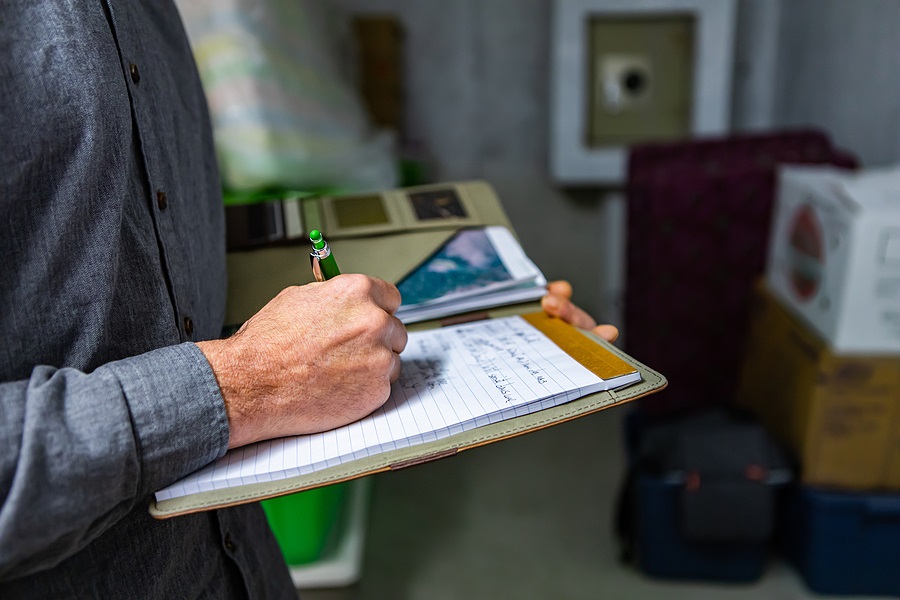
[396,226,547,323]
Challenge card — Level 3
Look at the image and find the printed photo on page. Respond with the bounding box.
[397,226,544,309]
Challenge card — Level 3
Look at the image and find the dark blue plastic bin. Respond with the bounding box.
[635,474,769,582]
[780,486,900,596]
[623,409,773,583]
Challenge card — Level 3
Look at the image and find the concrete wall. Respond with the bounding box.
[732,0,781,131]
[772,0,900,167]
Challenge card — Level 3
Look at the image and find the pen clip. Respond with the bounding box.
[310,254,325,282]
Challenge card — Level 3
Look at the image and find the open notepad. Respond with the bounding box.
[156,315,641,503]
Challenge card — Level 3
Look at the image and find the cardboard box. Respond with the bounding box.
[765,164,900,354]
[736,283,900,490]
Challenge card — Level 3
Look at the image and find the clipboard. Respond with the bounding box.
[149,182,667,519]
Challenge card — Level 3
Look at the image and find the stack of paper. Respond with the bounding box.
[395,226,547,324]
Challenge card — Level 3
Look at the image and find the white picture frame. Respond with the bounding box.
[550,0,737,184]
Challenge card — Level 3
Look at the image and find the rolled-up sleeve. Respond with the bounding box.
[0,343,228,578]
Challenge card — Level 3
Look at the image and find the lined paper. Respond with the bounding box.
[155,316,640,501]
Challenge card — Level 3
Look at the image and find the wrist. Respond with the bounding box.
[197,337,259,449]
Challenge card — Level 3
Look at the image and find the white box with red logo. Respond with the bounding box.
[765,164,900,354]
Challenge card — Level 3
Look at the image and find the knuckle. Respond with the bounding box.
[346,273,373,293]
[370,309,392,331]
[330,273,358,295]
[371,347,395,372]
[355,307,390,338]
[385,280,400,298]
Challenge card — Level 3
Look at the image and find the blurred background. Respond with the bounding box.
[175,0,900,597]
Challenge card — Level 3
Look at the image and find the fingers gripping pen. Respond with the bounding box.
[309,229,341,281]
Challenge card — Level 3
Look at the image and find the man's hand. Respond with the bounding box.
[541,280,620,343]
[197,275,408,449]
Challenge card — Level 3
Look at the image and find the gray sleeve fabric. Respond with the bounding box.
[0,343,229,577]
[0,1,287,590]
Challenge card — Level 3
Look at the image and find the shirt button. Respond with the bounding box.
[224,533,235,552]
[183,316,194,337]
[129,63,140,84]
[157,191,168,210]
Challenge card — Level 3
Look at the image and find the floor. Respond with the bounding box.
[301,408,887,600]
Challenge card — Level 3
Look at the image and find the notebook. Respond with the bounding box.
[150,312,666,518]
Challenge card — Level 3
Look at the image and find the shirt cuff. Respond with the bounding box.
[105,342,229,498]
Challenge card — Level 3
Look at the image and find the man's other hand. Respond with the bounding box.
[541,280,619,343]
[198,275,408,449]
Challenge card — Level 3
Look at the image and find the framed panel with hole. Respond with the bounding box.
[550,0,737,184]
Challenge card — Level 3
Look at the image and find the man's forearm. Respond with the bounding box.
[0,343,228,580]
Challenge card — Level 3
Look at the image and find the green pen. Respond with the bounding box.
[309,229,341,281]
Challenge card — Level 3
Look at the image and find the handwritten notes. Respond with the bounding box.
[156,316,635,501]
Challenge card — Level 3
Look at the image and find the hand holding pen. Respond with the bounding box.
[195,230,407,449]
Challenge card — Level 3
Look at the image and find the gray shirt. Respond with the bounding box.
[0,1,293,596]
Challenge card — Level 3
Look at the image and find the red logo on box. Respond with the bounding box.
[787,204,824,302]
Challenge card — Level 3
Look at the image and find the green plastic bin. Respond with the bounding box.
[261,483,347,565]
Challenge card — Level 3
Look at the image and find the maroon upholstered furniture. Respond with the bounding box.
[624,130,857,416]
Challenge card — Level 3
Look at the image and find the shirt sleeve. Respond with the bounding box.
[0,342,229,579]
